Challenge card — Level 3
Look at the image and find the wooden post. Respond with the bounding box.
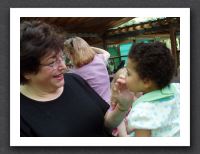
[117,44,121,62]
[170,26,178,75]
[102,37,107,50]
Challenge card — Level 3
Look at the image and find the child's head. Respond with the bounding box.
[64,37,95,67]
[126,42,175,93]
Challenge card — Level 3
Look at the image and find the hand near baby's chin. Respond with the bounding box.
[115,76,134,111]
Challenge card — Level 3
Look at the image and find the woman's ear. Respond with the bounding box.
[24,73,32,80]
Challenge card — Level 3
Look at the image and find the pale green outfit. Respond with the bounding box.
[127,83,180,137]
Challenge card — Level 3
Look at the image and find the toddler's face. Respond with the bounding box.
[125,58,146,93]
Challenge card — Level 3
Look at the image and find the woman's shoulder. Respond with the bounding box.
[64,73,86,83]
[95,54,107,62]
[64,73,94,91]
[64,73,110,112]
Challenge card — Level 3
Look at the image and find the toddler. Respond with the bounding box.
[116,42,180,137]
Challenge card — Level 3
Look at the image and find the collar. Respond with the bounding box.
[133,84,176,106]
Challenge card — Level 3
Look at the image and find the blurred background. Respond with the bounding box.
[21,17,180,82]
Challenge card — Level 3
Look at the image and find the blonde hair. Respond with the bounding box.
[64,37,95,67]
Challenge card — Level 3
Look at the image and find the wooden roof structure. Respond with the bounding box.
[21,17,180,46]
[21,17,180,74]
[21,17,134,45]
[106,17,180,39]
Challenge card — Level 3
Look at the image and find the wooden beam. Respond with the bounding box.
[102,36,107,50]
[105,25,171,40]
[170,26,178,75]
[117,45,121,62]
[106,17,179,38]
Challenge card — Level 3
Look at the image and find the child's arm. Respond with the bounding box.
[91,47,110,61]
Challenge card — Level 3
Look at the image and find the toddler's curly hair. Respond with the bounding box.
[128,42,175,89]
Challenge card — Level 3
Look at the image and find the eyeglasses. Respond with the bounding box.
[40,54,66,69]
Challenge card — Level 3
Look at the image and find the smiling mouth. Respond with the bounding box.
[53,73,64,80]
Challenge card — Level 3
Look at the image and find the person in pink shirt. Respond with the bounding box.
[64,37,111,104]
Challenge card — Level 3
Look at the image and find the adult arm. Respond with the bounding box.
[104,104,129,130]
[104,76,134,129]
[117,120,128,137]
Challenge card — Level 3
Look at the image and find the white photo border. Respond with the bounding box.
[10,8,190,146]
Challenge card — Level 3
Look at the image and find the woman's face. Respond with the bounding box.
[126,58,146,93]
[27,51,67,91]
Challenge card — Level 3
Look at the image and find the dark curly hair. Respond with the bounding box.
[20,20,64,84]
[128,42,175,89]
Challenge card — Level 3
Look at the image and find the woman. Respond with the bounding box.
[64,37,111,103]
[20,20,133,137]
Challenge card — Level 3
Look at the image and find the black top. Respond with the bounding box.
[20,73,110,137]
